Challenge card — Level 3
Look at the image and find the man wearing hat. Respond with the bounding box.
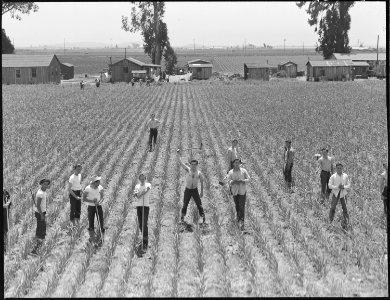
[31,179,51,255]
[227,158,250,231]
[82,176,105,242]
[3,189,11,252]
[227,139,242,173]
[68,164,83,226]
[146,113,161,152]
[283,140,295,192]
[328,163,351,229]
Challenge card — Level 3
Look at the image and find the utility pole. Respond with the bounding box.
[193,38,195,54]
[303,41,304,54]
[283,38,286,54]
[376,34,379,66]
[64,38,65,55]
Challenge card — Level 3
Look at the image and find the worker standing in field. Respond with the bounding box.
[68,164,83,226]
[31,179,51,256]
[177,149,206,224]
[133,173,152,252]
[283,140,295,192]
[3,189,11,252]
[318,148,334,202]
[379,163,388,216]
[146,113,161,152]
[227,158,251,231]
[83,176,105,243]
[227,139,242,173]
[80,80,85,90]
[328,163,351,230]
[131,78,135,87]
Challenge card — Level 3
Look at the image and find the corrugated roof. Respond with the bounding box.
[332,52,386,61]
[61,62,74,67]
[245,63,271,69]
[351,61,370,67]
[306,60,354,67]
[188,59,211,64]
[111,57,161,67]
[189,63,213,68]
[2,54,59,67]
[131,70,147,73]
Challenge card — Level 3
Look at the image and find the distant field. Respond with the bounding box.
[16,48,323,75]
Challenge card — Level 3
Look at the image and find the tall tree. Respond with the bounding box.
[2,29,15,54]
[122,2,169,65]
[163,42,177,74]
[297,1,354,59]
[2,2,39,20]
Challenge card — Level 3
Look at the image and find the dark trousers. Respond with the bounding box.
[137,206,149,246]
[284,163,293,186]
[149,128,158,148]
[69,190,81,221]
[35,211,47,239]
[87,205,104,233]
[233,194,246,222]
[181,188,205,218]
[320,170,331,196]
[3,208,9,233]
[329,194,349,225]
[383,196,388,215]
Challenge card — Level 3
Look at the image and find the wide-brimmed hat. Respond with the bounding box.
[90,175,101,183]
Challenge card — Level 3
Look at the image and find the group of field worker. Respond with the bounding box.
[3,113,388,255]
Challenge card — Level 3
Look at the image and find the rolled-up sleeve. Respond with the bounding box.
[328,176,337,190]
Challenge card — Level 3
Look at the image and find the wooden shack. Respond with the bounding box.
[351,61,370,78]
[131,70,147,81]
[330,52,386,78]
[2,54,62,84]
[244,63,270,81]
[277,61,298,78]
[187,59,212,79]
[306,60,353,81]
[109,57,161,83]
[60,62,74,80]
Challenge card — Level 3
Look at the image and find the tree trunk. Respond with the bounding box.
[153,2,161,65]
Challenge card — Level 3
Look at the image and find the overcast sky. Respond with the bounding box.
[2,1,387,48]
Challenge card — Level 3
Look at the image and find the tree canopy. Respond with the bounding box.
[297,1,354,59]
[2,29,15,54]
[2,2,39,20]
[122,1,176,70]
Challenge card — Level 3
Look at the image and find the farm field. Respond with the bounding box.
[2,79,388,297]
[16,47,324,75]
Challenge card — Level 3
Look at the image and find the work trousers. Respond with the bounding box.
[69,190,82,221]
[320,170,332,196]
[181,188,205,218]
[87,205,105,233]
[35,211,47,239]
[137,206,150,247]
[149,128,158,148]
[329,194,350,225]
[233,193,246,222]
[284,163,293,186]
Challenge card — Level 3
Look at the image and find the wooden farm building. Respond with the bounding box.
[330,52,386,77]
[351,61,370,78]
[244,63,271,81]
[60,63,74,80]
[277,61,298,78]
[306,60,354,81]
[186,59,213,80]
[109,57,161,82]
[2,54,62,84]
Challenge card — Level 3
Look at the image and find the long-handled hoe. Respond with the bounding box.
[95,202,104,245]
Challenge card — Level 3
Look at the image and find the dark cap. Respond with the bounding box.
[232,158,240,163]
[285,140,291,143]
[335,163,343,167]
[39,179,51,185]
[190,159,199,165]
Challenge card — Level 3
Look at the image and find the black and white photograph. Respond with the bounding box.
[2,1,388,297]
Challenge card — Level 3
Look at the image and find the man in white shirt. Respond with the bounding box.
[68,164,83,226]
[227,158,250,231]
[83,175,105,242]
[177,149,205,224]
[133,173,152,251]
[146,113,161,152]
[328,163,351,229]
[31,179,51,255]
[227,139,241,173]
[318,148,334,201]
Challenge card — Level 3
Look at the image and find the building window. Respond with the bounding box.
[16,69,21,78]
[123,67,129,73]
[32,68,37,78]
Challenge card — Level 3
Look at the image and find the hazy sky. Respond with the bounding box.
[2,1,387,48]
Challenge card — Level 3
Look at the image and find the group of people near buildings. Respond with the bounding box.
[3,114,388,256]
